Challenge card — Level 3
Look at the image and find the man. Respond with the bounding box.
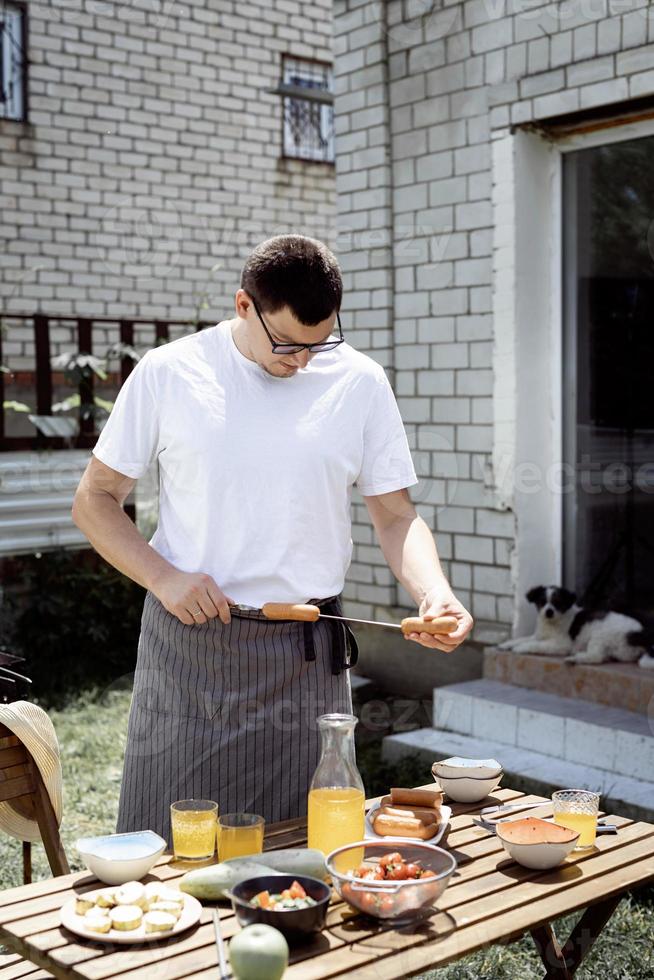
[73,235,473,844]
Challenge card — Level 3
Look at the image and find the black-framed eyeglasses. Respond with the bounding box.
[251,296,345,354]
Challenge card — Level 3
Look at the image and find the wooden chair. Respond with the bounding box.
[0,722,69,884]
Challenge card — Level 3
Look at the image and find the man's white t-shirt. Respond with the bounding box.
[92,320,418,608]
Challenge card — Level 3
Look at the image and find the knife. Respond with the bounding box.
[229,602,458,636]
[481,801,556,816]
[473,813,617,834]
[480,801,617,831]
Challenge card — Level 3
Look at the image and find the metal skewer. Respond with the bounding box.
[212,907,230,979]
[229,602,458,636]
[315,612,448,630]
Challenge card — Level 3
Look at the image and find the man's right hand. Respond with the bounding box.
[151,569,236,626]
[72,459,237,627]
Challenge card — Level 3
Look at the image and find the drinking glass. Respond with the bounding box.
[218,813,265,861]
[171,799,219,861]
[552,789,600,849]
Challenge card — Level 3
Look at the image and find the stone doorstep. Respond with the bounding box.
[484,647,654,716]
[382,728,654,823]
[433,679,654,783]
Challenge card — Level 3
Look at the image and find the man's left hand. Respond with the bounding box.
[405,587,474,652]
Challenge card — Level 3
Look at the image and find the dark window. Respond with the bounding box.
[563,133,654,614]
[0,1,26,122]
[282,56,333,163]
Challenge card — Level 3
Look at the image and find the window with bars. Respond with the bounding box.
[0,1,26,122]
[280,56,334,163]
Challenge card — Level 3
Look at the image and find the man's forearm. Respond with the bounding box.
[72,492,173,592]
[375,513,452,607]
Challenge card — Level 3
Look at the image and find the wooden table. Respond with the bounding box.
[1,786,653,980]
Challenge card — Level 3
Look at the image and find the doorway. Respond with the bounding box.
[562,133,654,614]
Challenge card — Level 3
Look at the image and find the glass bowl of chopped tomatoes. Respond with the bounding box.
[326,841,457,921]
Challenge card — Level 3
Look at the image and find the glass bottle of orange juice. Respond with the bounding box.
[307,713,366,873]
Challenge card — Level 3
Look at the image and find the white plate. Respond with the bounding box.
[60,887,202,944]
[365,804,451,846]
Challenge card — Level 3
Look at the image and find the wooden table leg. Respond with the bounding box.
[30,758,70,877]
[531,894,623,978]
[530,923,571,978]
[22,840,31,884]
[560,894,622,975]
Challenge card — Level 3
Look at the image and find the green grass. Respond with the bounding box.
[1,692,652,979]
[0,689,128,891]
[419,891,654,979]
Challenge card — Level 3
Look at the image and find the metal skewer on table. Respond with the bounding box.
[212,907,230,979]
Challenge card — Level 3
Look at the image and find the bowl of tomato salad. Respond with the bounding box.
[326,841,457,921]
[228,874,331,939]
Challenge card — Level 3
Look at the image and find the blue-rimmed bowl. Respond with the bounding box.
[432,757,503,803]
[75,830,167,885]
[432,757,502,780]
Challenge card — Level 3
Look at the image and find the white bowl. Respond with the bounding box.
[496,817,579,869]
[433,771,504,803]
[75,830,167,885]
[432,756,503,780]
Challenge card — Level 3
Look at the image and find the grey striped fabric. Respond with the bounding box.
[117,591,353,846]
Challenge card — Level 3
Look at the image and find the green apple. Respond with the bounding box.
[228,924,289,980]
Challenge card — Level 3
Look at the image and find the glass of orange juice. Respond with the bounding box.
[552,789,600,849]
[171,799,218,861]
[218,813,264,861]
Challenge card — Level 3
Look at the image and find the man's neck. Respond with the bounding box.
[229,317,256,362]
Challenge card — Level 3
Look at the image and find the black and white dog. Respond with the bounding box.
[498,586,654,669]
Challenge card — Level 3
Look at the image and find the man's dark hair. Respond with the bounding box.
[240,235,342,326]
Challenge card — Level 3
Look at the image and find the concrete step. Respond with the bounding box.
[432,678,654,783]
[484,647,654,716]
[382,728,654,822]
[350,673,373,693]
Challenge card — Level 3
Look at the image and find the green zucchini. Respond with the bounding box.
[223,847,327,881]
[178,860,282,900]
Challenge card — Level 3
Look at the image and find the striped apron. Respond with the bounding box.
[116,591,358,846]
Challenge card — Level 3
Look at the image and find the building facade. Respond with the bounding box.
[1,0,335,321]
[0,0,335,552]
[335,0,654,635]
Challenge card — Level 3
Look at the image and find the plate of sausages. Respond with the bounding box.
[365,787,451,846]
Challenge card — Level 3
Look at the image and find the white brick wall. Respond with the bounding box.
[1,0,335,322]
[335,0,653,625]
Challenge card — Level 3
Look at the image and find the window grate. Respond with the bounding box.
[0,1,26,122]
[281,56,334,163]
